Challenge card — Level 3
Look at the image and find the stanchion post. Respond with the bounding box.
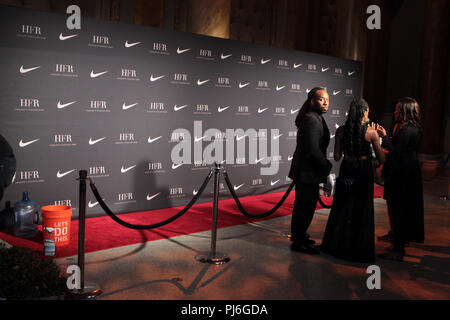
[70,170,102,299]
[195,163,230,264]
[209,162,221,260]
[78,170,87,290]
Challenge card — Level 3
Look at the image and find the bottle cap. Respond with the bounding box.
[22,191,30,202]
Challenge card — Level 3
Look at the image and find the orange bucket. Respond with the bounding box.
[41,205,72,246]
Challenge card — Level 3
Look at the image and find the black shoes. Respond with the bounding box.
[378,232,410,247]
[291,233,316,245]
[291,242,320,254]
[290,233,320,254]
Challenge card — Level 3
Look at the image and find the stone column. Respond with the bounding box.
[417,0,450,176]
[363,0,391,124]
[333,0,369,107]
[133,0,163,27]
[417,0,450,154]
[186,0,230,39]
[334,0,368,62]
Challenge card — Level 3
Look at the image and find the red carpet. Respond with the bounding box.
[0,186,384,258]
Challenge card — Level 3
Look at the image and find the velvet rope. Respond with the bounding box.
[317,195,332,209]
[88,167,215,230]
[222,169,295,219]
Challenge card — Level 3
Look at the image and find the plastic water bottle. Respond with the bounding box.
[44,239,56,257]
[14,191,39,238]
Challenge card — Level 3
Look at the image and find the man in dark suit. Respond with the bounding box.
[288,87,332,254]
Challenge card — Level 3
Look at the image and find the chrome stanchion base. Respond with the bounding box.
[68,282,102,300]
[195,252,230,265]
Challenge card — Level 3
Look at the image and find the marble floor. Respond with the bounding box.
[50,168,450,301]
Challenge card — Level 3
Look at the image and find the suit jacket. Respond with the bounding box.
[288,112,332,185]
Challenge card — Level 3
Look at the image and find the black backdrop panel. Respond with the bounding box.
[0,5,362,218]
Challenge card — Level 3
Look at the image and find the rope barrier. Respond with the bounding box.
[222,168,295,219]
[317,195,332,208]
[89,167,214,230]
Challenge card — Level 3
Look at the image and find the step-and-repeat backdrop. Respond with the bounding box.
[0,5,362,218]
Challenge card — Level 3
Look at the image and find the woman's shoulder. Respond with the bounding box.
[396,123,421,137]
[365,125,379,141]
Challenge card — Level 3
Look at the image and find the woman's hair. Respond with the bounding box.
[394,97,422,134]
[343,99,369,157]
[294,87,324,128]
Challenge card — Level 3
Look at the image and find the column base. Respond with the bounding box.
[418,153,444,179]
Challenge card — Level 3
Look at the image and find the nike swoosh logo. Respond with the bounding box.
[20,65,40,73]
[258,107,268,113]
[276,85,285,91]
[57,169,76,178]
[273,134,283,140]
[146,192,161,201]
[121,165,136,173]
[125,41,141,48]
[197,79,210,85]
[288,155,293,161]
[291,108,300,114]
[89,137,106,145]
[193,189,198,195]
[330,134,336,139]
[261,58,271,64]
[172,163,183,169]
[293,63,302,68]
[348,71,355,76]
[306,88,311,93]
[88,201,99,208]
[57,101,77,109]
[174,104,188,111]
[221,53,232,59]
[194,135,206,142]
[59,33,78,41]
[255,157,265,164]
[19,139,39,147]
[122,102,138,110]
[321,67,329,72]
[218,106,229,112]
[236,135,247,141]
[177,47,190,54]
[239,82,250,88]
[333,90,341,95]
[270,179,280,186]
[234,183,244,191]
[90,70,108,78]
[150,74,165,82]
[148,136,162,143]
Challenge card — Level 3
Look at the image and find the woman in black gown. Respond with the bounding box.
[378,97,424,261]
[320,99,385,262]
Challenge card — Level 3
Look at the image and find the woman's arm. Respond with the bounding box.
[367,127,385,163]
